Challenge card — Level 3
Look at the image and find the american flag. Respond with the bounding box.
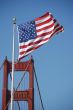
[17,12,64,60]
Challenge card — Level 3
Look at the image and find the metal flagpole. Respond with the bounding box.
[11,17,16,110]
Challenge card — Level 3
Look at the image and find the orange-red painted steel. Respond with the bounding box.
[2,57,34,110]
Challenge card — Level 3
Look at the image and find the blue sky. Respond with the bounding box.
[0,0,73,110]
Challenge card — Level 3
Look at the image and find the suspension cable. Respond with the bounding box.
[33,65,45,110]
[0,58,6,71]
[3,58,31,110]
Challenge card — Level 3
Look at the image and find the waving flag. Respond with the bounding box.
[17,12,64,60]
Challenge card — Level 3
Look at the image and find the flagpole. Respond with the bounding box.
[11,17,16,110]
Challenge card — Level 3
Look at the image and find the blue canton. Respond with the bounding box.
[18,20,37,43]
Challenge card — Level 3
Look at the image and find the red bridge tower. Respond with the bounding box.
[2,57,34,110]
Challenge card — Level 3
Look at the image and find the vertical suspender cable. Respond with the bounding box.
[11,17,16,110]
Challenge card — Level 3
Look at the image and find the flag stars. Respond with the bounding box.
[18,20,37,43]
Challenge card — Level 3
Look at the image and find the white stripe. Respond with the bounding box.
[54,21,58,26]
[19,38,49,59]
[19,33,52,52]
[53,25,62,33]
[36,20,53,30]
[19,49,34,59]
[37,26,54,36]
[52,27,63,36]
[35,15,51,24]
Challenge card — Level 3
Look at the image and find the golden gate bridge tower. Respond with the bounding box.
[2,57,34,110]
[1,56,44,110]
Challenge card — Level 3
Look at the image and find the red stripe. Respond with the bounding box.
[20,43,42,55]
[19,55,28,61]
[35,12,50,21]
[36,23,54,32]
[19,56,24,61]
[55,26,63,33]
[54,19,62,29]
[19,37,49,55]
[37,30,53,38]
[51,26,63,36]
[54,24,60,29]
[20,42,33,49]
[36,17,52,27]
[33,37,49,45]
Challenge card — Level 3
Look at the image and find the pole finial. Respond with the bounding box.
[13,17,16,24]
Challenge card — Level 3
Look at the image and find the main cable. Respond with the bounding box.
[33,65,45,110]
